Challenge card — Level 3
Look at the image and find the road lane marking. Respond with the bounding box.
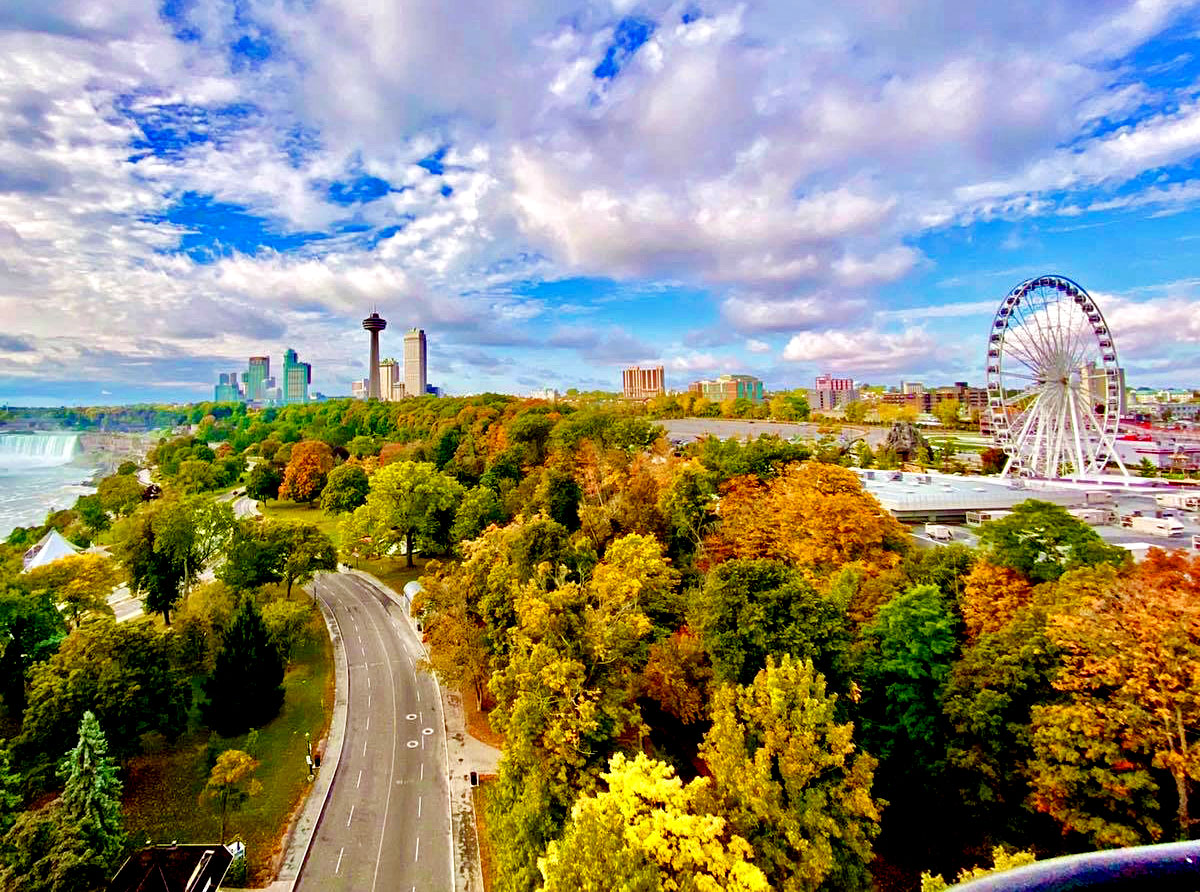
[415,837,420,863]
[336,847,344,874]
[368,694,372,709]
[366,715,370,731]
[347,805,354,826]
[357,770,362,789]
[420,762,424,781]
[363,739,368,757]
[367,677,371,688]
[418,795,422,818]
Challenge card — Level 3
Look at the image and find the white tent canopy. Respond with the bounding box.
[22,529,81,572]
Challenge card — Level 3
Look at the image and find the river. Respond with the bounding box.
[0,432,98,539]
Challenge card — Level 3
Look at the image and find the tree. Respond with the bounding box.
[74,494,110,537]
[450,485,505,545]
[21,618,190,768]
[535,468,582,532]
[977,500,1128,584]
[278,440,334,503]
[97,473,144,516]
[932,398,962,428]
[0,748,21,836]
[539,753,769,892]
[922,848,1037,892]
[58,711,124,863]
[691,558,850,688]
[699,656,881,892]
[343,461,465,567]
[639,628,713,725]
[204,596,286,736]
[262,600,314,662]
[843,400,867,424]
[218,520,287,592]
[201,749,262,844]
[320,463,370,514]
[23,553,122,628]
[959,560,1033,643]
[418,577,491,709]
[1031,553,1200,844]
[119,506,188,624]
[275,523,338,598]
[979,447,1008,475]
[658,459,717,559]
[245,463,283,502]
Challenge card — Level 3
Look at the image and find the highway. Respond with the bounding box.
[295,571,452,892]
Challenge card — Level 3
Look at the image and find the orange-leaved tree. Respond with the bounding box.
[1031,551,1200,844]
[278,440,334,504]
[959,560,1033,643]
[706,462,907,578]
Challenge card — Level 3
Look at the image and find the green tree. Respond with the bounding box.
[691,558,850,688]
[203,597,286,736]
[245,463,283,502]
[58,710,125,863]
[540,752,769,892]
[97,473,144,516]
[342,461,465,567]
[0,748,21,836]
[73,494,110,537]
[218,520,287,592]
[201,749,262,844]
[261,599,314,662]
[843,400,867,424]
[535,467,582,532]
[932,398,962,428]
[275,523,337,598]
[320,463,370,514]
[450,485,505,545]
[0,583,65,718]
[699,656,881,892]
[119,506,188,624]
[977,499,1128,584]
[20,618,190,769]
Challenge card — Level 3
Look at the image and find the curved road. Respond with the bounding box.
[296,572,452,892]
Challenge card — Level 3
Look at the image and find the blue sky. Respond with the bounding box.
[2,1,1200,405]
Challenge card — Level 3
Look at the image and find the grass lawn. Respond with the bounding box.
[353,555,427,594]
[258,499,343,546]
[473,781,496,892]
[122,614,334,886]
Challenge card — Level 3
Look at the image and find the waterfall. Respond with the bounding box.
[0,432,81,468]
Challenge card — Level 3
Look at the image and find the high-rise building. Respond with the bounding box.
[242,356,270,402]
[379,358,404,401]
[688,374,764,403]
[622,365,665,401]
[1078,361,1127,415]
[815,373,855,392]
[363,312,387,399]
[214,372,243,402]
[404,329,427,399]
[351,378,369,400]
[282,348,311,405]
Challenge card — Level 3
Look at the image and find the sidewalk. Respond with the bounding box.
[343,567,501,892]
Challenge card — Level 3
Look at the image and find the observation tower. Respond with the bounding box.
[362,311,387,399]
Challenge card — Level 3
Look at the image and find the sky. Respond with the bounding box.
[3,1,1200,406]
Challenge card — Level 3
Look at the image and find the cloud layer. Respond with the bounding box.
[1,0,1200,401]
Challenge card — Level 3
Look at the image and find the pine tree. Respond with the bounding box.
[204,597,286,735]
[59,711,124,848]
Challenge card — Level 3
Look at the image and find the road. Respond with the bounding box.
[296,572,452,892]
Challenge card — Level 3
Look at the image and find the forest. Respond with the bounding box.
[1,393,1197,891]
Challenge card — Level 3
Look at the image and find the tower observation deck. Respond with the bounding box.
[362,312,387,399]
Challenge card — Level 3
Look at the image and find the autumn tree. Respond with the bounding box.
[959,560,1034,642]
[278,439,335,503]
[699,656,881,892]
[202,749,262,843]
[417,576,491,709]
[539,753,769,892]
[707,462,908,578]
[342,460,464,567]
[977,499,1127,583]
[97,472,144,516]
[23,553,122,627]
[1031,552,1200,844]
[639,628,713,725]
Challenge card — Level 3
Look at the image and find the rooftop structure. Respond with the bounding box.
[108,843,235,892]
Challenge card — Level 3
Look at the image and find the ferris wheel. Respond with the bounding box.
[985,275,1127,479]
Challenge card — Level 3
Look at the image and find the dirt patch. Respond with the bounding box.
[462,688,506,751]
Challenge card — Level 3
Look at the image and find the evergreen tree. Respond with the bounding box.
[204,597,286,735]
[58,710,125,863]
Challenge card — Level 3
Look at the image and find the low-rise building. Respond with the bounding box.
[688,374,764,403]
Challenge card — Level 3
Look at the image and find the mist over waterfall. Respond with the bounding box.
[0,432,81,468]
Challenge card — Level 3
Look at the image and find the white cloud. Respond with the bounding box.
[782,327,939,374]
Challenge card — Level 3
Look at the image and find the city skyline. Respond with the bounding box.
[4,3,1200,406]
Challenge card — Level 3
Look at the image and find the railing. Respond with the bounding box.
[951,840,1200,890]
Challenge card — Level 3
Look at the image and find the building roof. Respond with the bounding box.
[108,844,234,892]
[22,528,81,572]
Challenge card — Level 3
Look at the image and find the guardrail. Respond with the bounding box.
[952,840,1200,890]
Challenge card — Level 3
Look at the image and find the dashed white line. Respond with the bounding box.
[362,739,368,757]
[347,805,354,826]
[366,715,370,731]
[414,837,420,863]
[367,677,371,689]
[357,770,362,789]
[368,694,372,708]
[335,847,344,874]
[418,795,422,818]
[420,762,424,781]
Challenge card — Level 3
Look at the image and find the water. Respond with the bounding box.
[0,432,98,539]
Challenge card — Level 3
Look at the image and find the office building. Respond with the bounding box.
[1078,361,1126,415]
[214,372,242,402]
[242,356,270,402]
[815,373,855,393]
[404,329,427,399]
[622,365,665,401]
[809,373,858,411]
[282,348,311,405]
[688,374,764,403]
[362,311,387,399]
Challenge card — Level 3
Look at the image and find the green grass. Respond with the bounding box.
[353,555,428,594]
[122,614,334,886]
[259,499,343,546]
